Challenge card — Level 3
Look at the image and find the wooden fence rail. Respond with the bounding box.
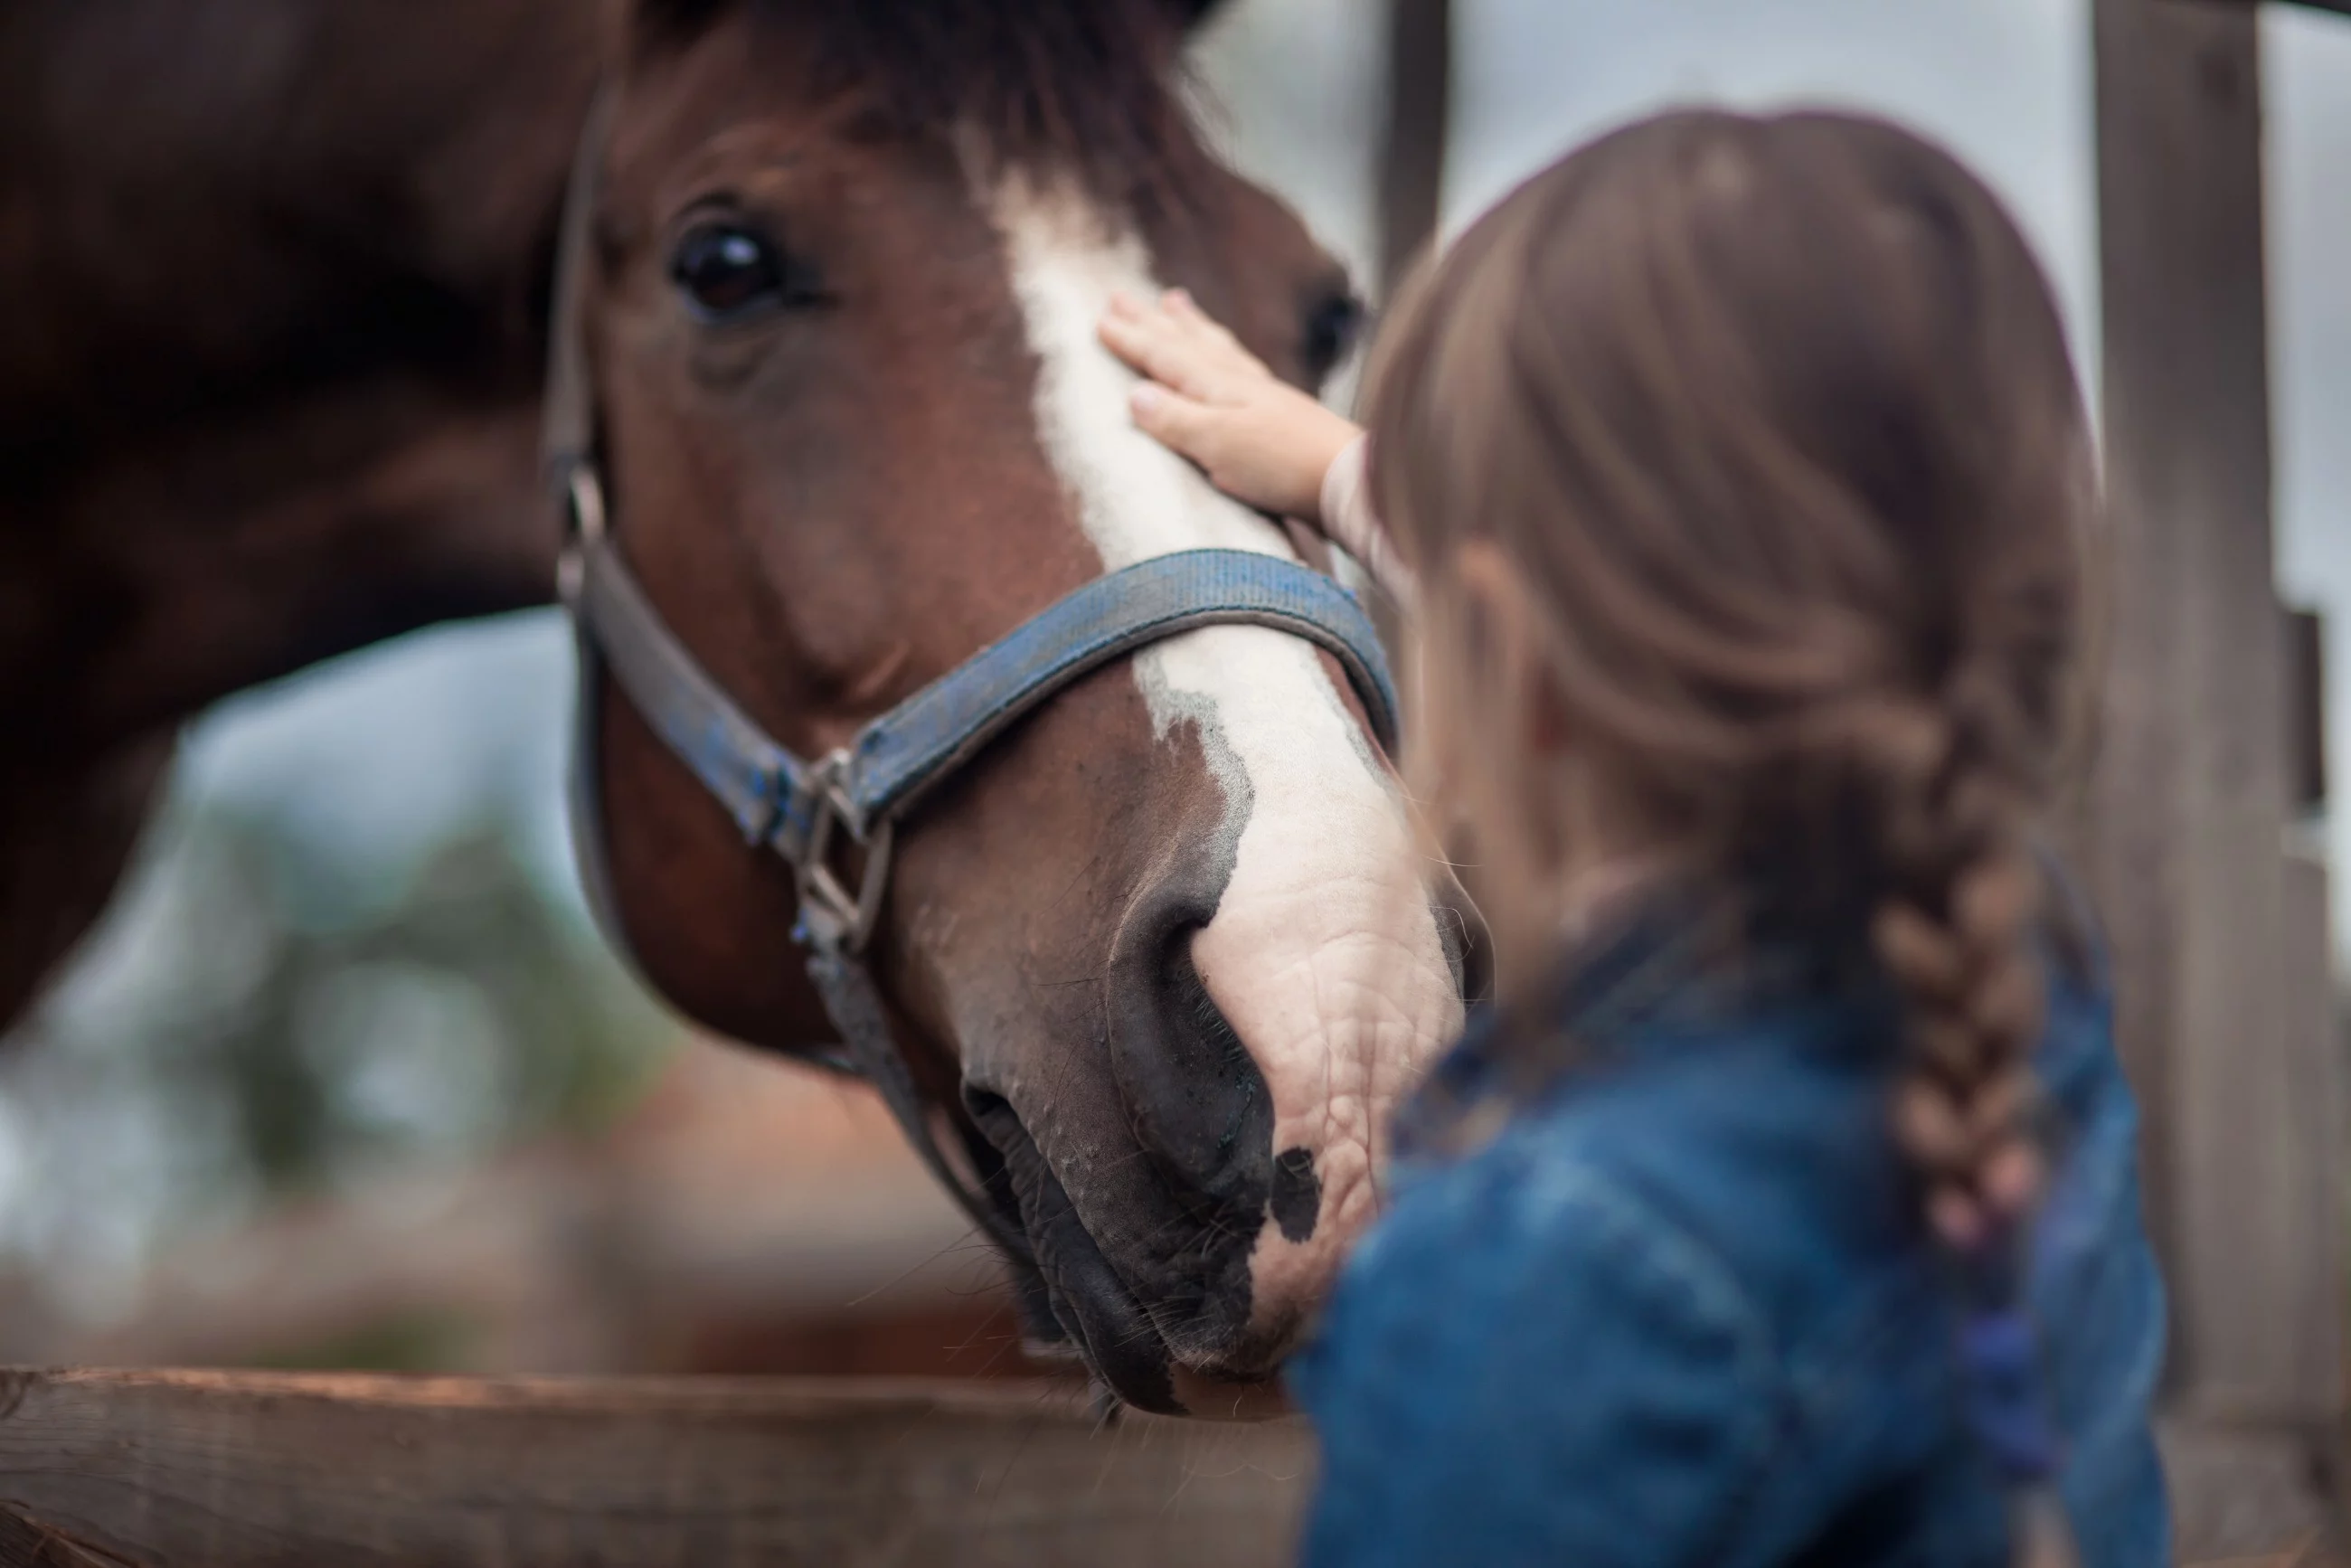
[0,1370,1312,1567]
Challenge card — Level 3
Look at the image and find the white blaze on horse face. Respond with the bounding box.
[987,175,1465,1345]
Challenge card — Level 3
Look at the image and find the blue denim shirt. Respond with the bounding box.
[1289,907,2168,1567]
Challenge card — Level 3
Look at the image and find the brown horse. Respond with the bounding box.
[5,0,1472,1414]
[0,0,598,1021]
[577,0,1472,1413]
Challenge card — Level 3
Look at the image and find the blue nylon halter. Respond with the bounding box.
[839,546,1398,834]
[568,511,1401,917]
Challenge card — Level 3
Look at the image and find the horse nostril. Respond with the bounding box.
[1171,942,1259,1160]
[1106,911,1275,1203]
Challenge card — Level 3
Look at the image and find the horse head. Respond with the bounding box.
[570,0,1474,1414]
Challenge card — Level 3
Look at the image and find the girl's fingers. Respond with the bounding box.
[1128,381,1218,462]
[1162,288,1249,358]
[1098,311,1213,399]
[1100,295,1270,401]
[1100,307,1242,400]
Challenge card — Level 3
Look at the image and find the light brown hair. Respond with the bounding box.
[1368,110,2093,1261]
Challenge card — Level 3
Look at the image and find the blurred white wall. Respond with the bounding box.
[1194,0,1388,283]
[1445,0,2099,373]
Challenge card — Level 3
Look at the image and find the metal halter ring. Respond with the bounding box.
[791,751,896,957]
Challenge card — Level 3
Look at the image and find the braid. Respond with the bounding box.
[1745,668,2054,1251]
[1745,657,2074,1563]
[1876,809,2044,1253]
[1863,672,2078,1567]
[1862,665,2047,1248]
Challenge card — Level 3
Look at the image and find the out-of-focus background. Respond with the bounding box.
[3,0,2345,1385]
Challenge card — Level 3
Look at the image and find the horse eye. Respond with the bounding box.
[1303,291,1365,381]
[669,222,808,322]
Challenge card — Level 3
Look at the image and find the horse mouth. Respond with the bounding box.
[964,1088,1281,1416]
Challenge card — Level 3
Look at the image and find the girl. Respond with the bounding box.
[1100,110,2167,1566]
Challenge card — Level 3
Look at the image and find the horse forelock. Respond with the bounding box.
[628,0,1210,208]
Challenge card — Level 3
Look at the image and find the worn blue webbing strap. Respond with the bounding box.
[572,526,816,846]
[574,536,1400,857]
[836,547,1399,836]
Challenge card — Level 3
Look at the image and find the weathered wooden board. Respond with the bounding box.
[2090,0,2346,1552]
[0,1370,1312,1568]
[2091,0,2339,1422]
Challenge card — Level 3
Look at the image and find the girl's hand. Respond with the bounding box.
[1099,288,1363,524]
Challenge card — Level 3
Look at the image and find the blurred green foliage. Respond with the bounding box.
[162,804,666,1189]
[0,787,675,1312]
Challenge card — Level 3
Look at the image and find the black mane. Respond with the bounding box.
[638,0,1218,203]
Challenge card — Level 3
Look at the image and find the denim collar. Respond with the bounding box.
[1394,891,1715,1162]
[1393,887,1884,1163]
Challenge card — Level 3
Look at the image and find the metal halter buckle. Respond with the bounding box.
[792,751,895,957]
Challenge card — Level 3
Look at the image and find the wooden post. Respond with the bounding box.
[2091,0,2345,1554]
[1376,0,1450,299]
[0,1370,1312,1567]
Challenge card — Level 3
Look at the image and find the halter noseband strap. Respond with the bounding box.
[569,507,1399,943]
[543,83,1402,1282]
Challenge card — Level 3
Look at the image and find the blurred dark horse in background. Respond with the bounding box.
[1,0,594,1021]
[0,0,1470,1413]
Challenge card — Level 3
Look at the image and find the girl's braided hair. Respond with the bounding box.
[1366,110,2094,1559]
